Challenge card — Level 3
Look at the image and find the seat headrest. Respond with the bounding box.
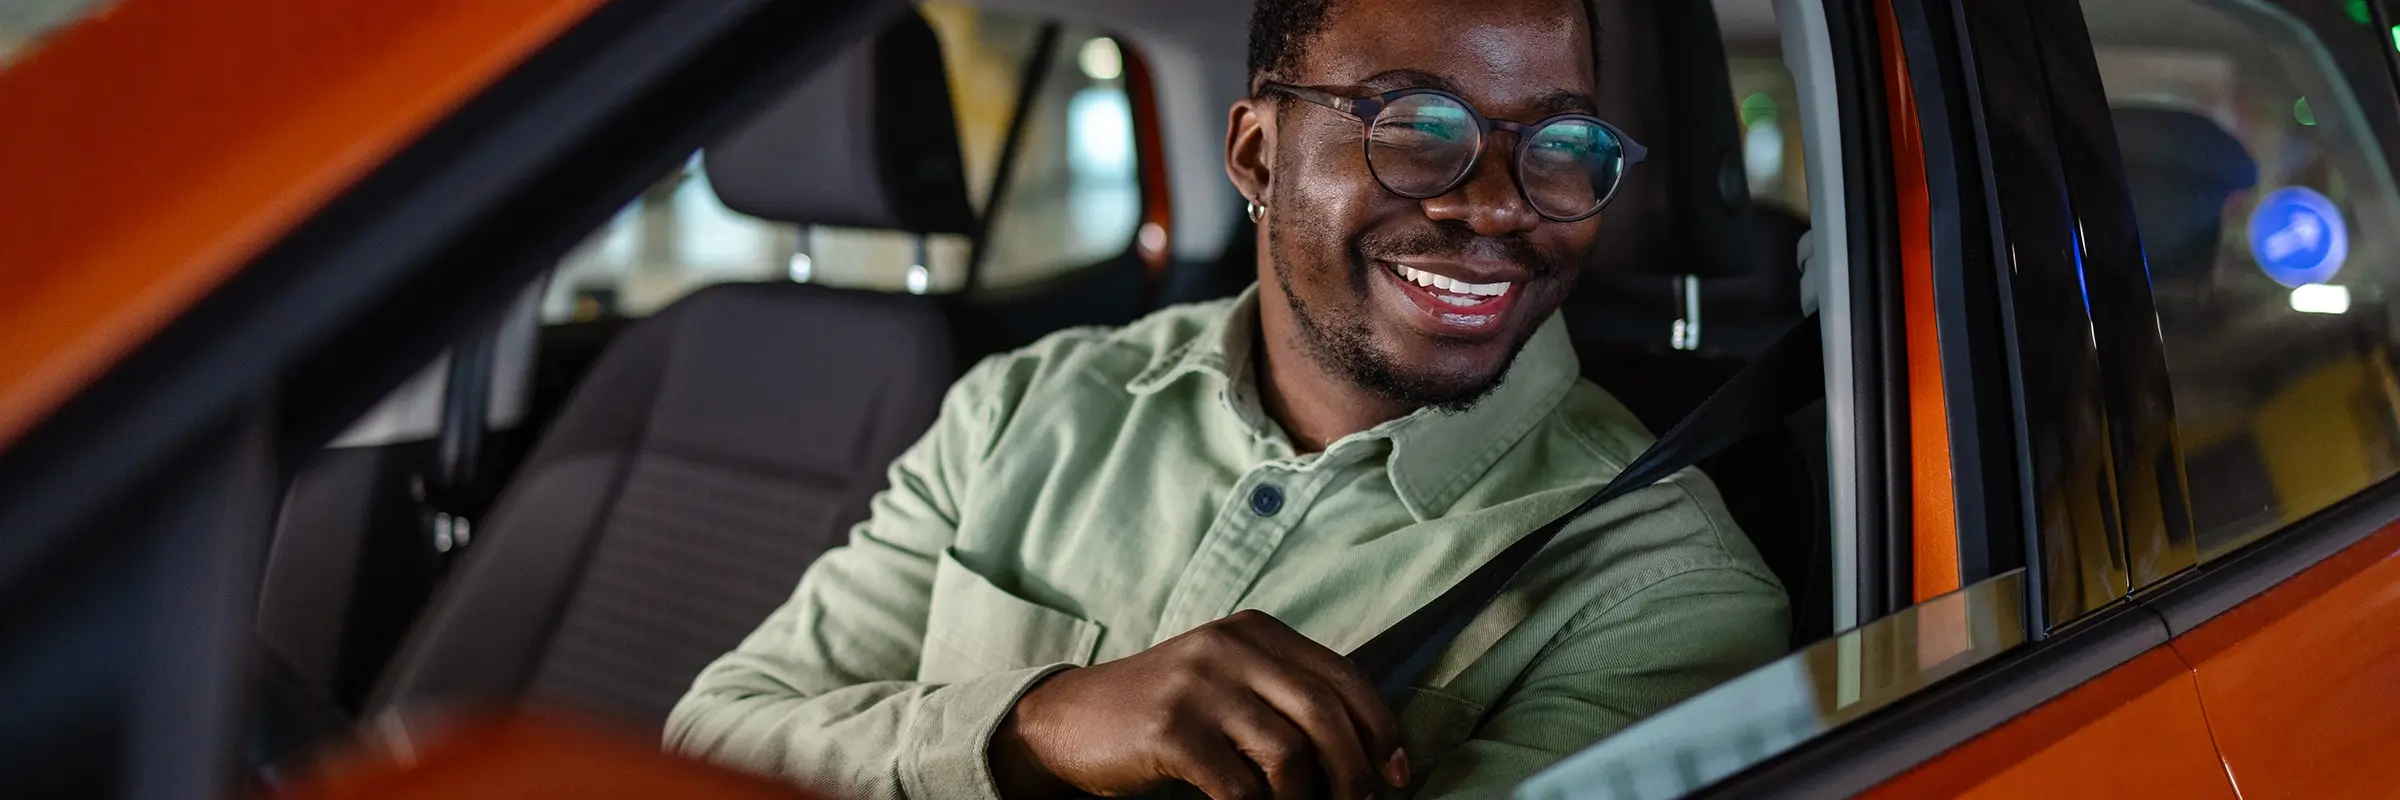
[2111,107,2256,283]
[1585,0,1757,279]
[703,11,975,234]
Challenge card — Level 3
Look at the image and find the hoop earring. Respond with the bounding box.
[1247,200,1268,223]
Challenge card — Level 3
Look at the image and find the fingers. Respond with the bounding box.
[1225,611,1410,788]
[1218,699,1318,800]
[1168,731,1271,800]
[1245,665,1375,799]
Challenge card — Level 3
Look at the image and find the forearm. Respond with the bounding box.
[667,663,1073,800]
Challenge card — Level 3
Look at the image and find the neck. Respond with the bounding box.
[1253,281,1414,453]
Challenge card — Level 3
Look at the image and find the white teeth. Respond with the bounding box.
[1391,263,1513,298]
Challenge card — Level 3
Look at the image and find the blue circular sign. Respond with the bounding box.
[2248,186,2348,287]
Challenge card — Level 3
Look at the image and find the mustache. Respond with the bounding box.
[1352,220,1563,277]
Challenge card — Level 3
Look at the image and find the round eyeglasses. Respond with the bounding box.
[1260,83,1647,223]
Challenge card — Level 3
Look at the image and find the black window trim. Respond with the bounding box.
[1887,0,2032,605]
[1823,0,1914,625]
[2024,0,2204,595]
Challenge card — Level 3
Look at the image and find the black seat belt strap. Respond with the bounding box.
[1348,316,1824,704]
[416,322,501,553]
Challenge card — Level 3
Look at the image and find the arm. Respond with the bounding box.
[664,359,1047,800]
[668,350,1409,800]
[1412,568,1790,798]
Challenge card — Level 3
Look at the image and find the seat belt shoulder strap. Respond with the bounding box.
[1348,316,1824,703]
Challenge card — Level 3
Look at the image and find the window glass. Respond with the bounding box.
[2082,0,2400,558]
[1520,571,2029,799]
[977,34,1145,290]
[1717,0,1811,219]
[540,6,1140,324]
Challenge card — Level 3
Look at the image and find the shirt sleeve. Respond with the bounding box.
[664,357,1055,800]
[1412,567,1790,798]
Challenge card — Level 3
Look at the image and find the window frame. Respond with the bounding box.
[966,23,1166,296]
[1657,0,2400,793]
[2069,0,2400,566]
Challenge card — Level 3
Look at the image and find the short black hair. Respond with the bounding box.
[1245,0,1339,93]
[1245,0,1600,94]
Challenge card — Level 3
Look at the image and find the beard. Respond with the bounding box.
[1265,204,1562,415]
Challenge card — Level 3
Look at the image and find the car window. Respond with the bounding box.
[2081,0,2400,559]
[1520,570,2028,800]
[540,6,1141,323]
[1726,35,1809,218]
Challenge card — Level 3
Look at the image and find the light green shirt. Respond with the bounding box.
[666,287,1788,799]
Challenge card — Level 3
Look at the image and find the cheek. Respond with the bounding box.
[1541,221,1603,273]
[1275,131,1381,216]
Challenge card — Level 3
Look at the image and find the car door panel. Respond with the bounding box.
[1861,647,2234,798]
[2170,522,2400,797]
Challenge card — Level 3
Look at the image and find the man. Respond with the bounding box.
[666,0,1788,796]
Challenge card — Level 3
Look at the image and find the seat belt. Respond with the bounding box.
[1347,315,1824,704]
[417,323,500,553]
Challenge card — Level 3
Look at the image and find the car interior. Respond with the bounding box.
[245,0,1845,780]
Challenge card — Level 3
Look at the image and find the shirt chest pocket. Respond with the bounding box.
[917,548,1107,685]
[1395,686,1489,787]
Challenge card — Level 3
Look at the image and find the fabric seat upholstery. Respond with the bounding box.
[373,9,972,729]
[1559,0,1826,644]
[374,285,957,725]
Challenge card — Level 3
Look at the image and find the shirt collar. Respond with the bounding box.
[1128,284,1581,521]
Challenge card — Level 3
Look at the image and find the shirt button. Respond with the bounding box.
[1249,484,1285,517]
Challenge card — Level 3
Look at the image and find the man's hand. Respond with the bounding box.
[988,609,1409,800]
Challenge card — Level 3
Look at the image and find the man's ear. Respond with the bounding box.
[1225,97,1275,208]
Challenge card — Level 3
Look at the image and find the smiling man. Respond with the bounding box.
[666,0,1787,797]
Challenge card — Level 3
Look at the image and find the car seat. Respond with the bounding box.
[370,10,970,730]
[1563,0,1827,644]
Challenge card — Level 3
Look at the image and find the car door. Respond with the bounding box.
[2061,0,2400,793]
[1526,0,2400,795]
[1907,0,2400,793]
[1526,0,2238,793]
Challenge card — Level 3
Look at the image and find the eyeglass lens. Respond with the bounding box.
[1363,92,1626,220]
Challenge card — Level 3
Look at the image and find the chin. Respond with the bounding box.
[1357,337,1517,413]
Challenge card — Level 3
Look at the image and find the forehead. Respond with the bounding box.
[1299,0,1594,105]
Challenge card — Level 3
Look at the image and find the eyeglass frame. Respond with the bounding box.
[1258,82,1649,223]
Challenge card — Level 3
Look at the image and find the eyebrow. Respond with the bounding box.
[1350,69,1597,118]
[1530,88,1598,117]
[1354,68,1453,93]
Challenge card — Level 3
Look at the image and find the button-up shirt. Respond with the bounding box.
[666,287,1788,798]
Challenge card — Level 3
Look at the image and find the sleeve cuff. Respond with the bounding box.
[898,663,1077,800]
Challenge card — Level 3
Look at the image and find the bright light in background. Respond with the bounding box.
[788,252,814,283]
[2291,283,2351,314]
[1744,123,1785,195]
[2295,97,2316,126]
[1079,37,1123,81]
[1068,89,1134,176]
[1738,93,1783,196]
[1138,221,1167,256]
[673,157,775,273]
[905,264,930,294]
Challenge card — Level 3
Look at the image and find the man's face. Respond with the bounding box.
[1254,0,1602,412]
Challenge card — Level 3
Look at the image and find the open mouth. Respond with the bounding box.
[1378,260,1523,334]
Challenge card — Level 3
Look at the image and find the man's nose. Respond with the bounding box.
[1419,142,1541,236]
